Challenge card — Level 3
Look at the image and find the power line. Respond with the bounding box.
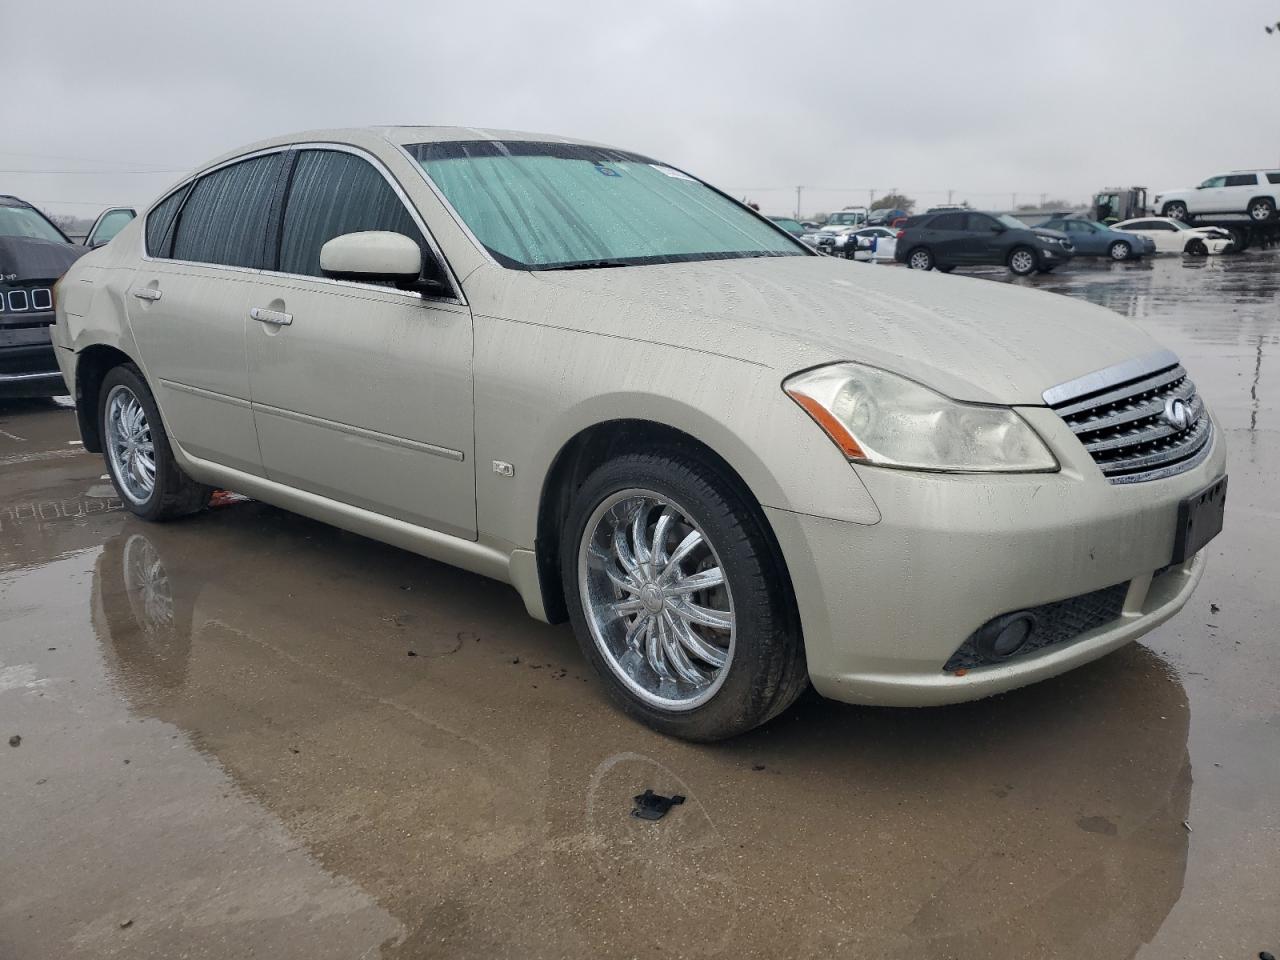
[0,168,187,175]
[0,149,188,169]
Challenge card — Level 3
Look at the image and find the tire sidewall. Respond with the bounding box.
[1110,241,1130,261]
[98,365,178,521]
[1164,202,1187,221]
[561,453,798,740]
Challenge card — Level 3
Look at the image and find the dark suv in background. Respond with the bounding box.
[0,196,87,397]
[895,210,1073,276]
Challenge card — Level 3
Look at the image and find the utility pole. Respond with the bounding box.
[1039,192,1047,207]
[1011,192,1017,210]
[795,185,803,220]
[947,188,954,205]
[868,188,875,209]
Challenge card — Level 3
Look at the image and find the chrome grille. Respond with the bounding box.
[1044,349,1213,484]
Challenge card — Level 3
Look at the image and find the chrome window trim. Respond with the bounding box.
[139,141,467,307]
[1041,349,1180,407]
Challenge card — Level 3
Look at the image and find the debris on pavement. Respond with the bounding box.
[8,735,20,747]
[631,789,686,821]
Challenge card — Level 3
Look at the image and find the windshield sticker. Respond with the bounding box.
[649,164,696,182]
[594,163,622,177]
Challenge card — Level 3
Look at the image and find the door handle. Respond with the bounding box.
[250,307,293,326]
[132,288,162,301]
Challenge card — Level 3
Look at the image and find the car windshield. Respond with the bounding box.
[770,217,804,234]
[408,141,804,269]
[0,204,68,243]
[996,214,1029,229]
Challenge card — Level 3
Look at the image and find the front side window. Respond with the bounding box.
[408,140,804,269]
[929,213,964,230]
[279,149,444,288]
[1199,176,1227,188]
[171,153,285,268]
[0,204,68,243]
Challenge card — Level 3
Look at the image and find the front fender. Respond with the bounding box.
[471,315,882,556]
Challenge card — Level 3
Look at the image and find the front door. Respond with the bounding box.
[245,148,477,540]
[125,152,287,475]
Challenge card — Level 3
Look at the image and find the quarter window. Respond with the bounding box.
[145,186,189,258]
[171,153,285,269]
[279,150,445,288]
[1267,173,1280,185]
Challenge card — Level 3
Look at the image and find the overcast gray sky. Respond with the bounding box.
[5,0,1279,219]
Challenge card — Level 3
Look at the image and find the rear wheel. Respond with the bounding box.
[99,364,212,521]
[907,247,934,271]
[1248,197,1275,222]
[562,451,807,741]
[1008,246,1038,276]
[1108,240,1132,261]
[1162,201,1188,221]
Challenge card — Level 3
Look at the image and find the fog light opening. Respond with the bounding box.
[975,612,1037,662]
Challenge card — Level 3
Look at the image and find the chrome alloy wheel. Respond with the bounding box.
[105,384,156,505]
[578,490,735,711]
[908,249,932,270]
[1250,200,1273,222]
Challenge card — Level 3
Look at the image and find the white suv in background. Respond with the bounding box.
[1155,170,1280,223]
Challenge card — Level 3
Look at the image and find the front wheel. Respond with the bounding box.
[1185,239,1208,256]
[1109,240,1132,261]
[562,452,807,741]
[1248,197,1275,222]
[907,247,935,270]
[1162,201,1188,221]
[99,364,212,521]
[1008,246,1038,276]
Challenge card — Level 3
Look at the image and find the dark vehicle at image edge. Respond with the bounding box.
[0,195,87,397]
[895,210,1074,276]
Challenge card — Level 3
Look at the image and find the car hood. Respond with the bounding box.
[473,256,1160,405]
[0,236,86,283]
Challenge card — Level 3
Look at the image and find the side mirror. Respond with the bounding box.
[320,231,422,286]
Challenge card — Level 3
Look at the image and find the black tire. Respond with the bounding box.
[1007,246,1038,276]
[1227,227,1249,252]
[560,451,807,741]
[906,247,934,271]
[1108,240,1132,261]
[1248,197,1275,222]
[1185,239,1208,256]
[98,363,212,521]
[1162,201,1188,221]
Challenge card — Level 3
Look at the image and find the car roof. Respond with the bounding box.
[194,126,632,179]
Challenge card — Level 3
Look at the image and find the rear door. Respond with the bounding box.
[922,212,967,263]
[1222,173,1260,214]
[125,151,287,475]
[244,146,477,539]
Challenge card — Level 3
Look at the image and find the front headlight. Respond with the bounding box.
[783,363,1059,473]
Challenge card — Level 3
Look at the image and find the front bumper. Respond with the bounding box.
[768,407,1227,707]
[0,341,65,398]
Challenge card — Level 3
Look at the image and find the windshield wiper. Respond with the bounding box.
[538,260,632,271]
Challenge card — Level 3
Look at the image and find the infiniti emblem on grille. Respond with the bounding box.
[1163,397,1191,431]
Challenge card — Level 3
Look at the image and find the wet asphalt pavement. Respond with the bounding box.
[1,251,1277,960]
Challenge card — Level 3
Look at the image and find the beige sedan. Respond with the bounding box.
[53,127,1227,739]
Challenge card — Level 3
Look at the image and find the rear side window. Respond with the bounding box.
[171,153,285,268]
[1224,173,1258,187]
[1268,173,1280,185]
[930,213,964,230]
[279,149,445,287]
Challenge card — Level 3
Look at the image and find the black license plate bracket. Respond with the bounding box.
[1171,475,1227,566]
